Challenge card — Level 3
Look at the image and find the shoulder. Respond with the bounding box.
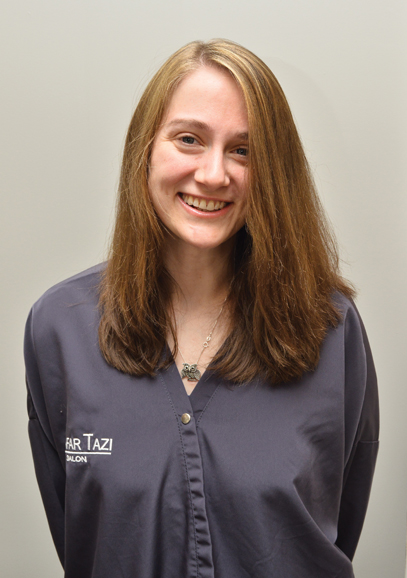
[26,263,106,346]
[32,263,105,312]
[332,292,379,444]
[331,292,367,349]
[29,263,105,320]
[331,291,358,321]
[317,292,365,364]
[328,291,373,385]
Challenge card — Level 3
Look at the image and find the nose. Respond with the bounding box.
[194,148,230,190]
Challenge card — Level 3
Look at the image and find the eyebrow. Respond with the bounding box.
[165,118,248,141]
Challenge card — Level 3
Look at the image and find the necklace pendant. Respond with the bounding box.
[181,363,201,382]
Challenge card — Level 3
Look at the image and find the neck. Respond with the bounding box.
[164,236,235,313]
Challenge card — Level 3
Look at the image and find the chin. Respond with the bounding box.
[182,233,235,251]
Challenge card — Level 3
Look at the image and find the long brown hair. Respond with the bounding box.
[98,39,354,384]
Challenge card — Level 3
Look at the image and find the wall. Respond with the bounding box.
[1,1,406,576]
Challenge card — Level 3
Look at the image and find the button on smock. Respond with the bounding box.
[181,413,191,424]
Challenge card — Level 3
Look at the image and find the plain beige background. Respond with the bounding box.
[1,0,406,576]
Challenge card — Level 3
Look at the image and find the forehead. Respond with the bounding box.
[161,66,248,131]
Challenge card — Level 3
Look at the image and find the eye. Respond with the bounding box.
[180,136,197,145]
[234,147,248,157]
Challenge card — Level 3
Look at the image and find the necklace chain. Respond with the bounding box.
[178,297,228,382]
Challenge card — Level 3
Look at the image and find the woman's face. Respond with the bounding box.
[148,65,249,252]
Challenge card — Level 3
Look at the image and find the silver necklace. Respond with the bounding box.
[178,298,227,382]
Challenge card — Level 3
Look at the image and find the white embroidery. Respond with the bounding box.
[67,454,87,463]
[65,433,113,462]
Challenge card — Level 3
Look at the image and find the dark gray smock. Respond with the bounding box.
[24,264,379,578]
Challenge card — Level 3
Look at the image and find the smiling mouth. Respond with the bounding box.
[180,193,229,212]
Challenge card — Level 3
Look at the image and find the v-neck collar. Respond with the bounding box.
[160,360,221,424]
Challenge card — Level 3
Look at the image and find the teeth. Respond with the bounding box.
[182,194,227,212]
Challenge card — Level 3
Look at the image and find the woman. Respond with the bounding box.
[25,39,379,577]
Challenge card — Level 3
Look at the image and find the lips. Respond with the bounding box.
[180,193,229,212]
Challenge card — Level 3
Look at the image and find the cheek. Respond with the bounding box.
[235,182,248,226]
[236,207,248,230]
[235,166,248,197]
[149,162,188,197]
[147,172,159,207]
[147,169,167,217]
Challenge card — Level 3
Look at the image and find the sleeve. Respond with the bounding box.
[334,304,379,561]
[25,308,66,567]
